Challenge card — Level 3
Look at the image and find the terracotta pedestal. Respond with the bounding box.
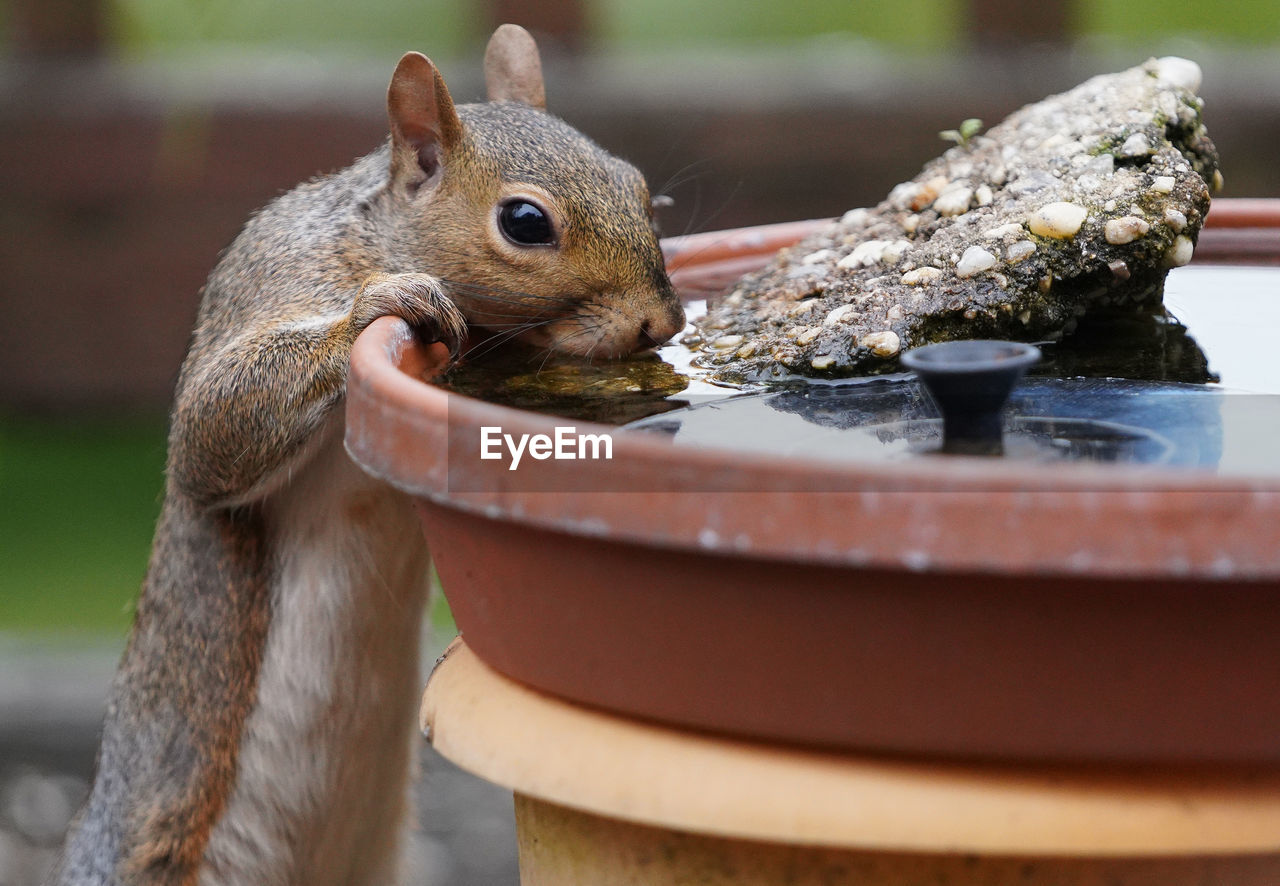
[422,641,1280,886]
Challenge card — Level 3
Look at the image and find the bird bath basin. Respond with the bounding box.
[345,198,1280,765]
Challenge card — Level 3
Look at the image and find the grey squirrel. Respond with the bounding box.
[51,24,684,886]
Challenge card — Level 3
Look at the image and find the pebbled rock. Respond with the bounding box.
[692,57,1220,382]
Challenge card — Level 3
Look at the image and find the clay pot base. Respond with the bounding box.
[424,641,1280,885]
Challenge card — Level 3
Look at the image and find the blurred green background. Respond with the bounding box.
[94,0,1280,55]
[0,417,162,634]
[2,0,1279,642]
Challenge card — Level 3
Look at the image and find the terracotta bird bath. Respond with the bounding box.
[347,197,1280,764]
[346,198,1280,884]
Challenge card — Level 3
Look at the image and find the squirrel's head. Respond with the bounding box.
[384,25,685,359]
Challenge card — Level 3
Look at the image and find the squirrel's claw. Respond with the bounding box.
[353,273,468,361]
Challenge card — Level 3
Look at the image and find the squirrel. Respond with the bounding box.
[50,24,684,886]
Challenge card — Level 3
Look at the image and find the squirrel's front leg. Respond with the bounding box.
[169,273,465,509]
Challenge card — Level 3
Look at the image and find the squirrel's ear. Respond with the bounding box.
[484,24,547,110]
[387,52,463,188]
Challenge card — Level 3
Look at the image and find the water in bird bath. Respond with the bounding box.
[436,265,1280,439]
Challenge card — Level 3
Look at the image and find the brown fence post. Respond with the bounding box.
[965,0,1071,47]
[8,0,106,57]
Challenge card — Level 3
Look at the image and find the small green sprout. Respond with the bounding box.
[940,118,984,148]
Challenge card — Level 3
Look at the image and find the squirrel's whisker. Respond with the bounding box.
[683,177,743,239]
[655,157,713,201]
[460,317,559,360]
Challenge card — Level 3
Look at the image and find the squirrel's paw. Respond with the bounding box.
[353,273,467,359]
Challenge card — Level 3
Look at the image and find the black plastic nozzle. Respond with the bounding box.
[901,340,1041,456]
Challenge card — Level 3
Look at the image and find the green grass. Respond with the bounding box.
[0,413,458,640]
[100,0,1280,59]
[107,0,964,56]
[595,0,963,50]
[0,415,167,636]
[1076,0,1280,44]
[109,0,479,57]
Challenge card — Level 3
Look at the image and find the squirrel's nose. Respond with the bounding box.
[639,300,685,349]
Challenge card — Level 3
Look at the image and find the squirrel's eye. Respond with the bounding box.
[498,200,555,247]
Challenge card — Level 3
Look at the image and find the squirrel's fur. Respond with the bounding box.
[51,25,682,886]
